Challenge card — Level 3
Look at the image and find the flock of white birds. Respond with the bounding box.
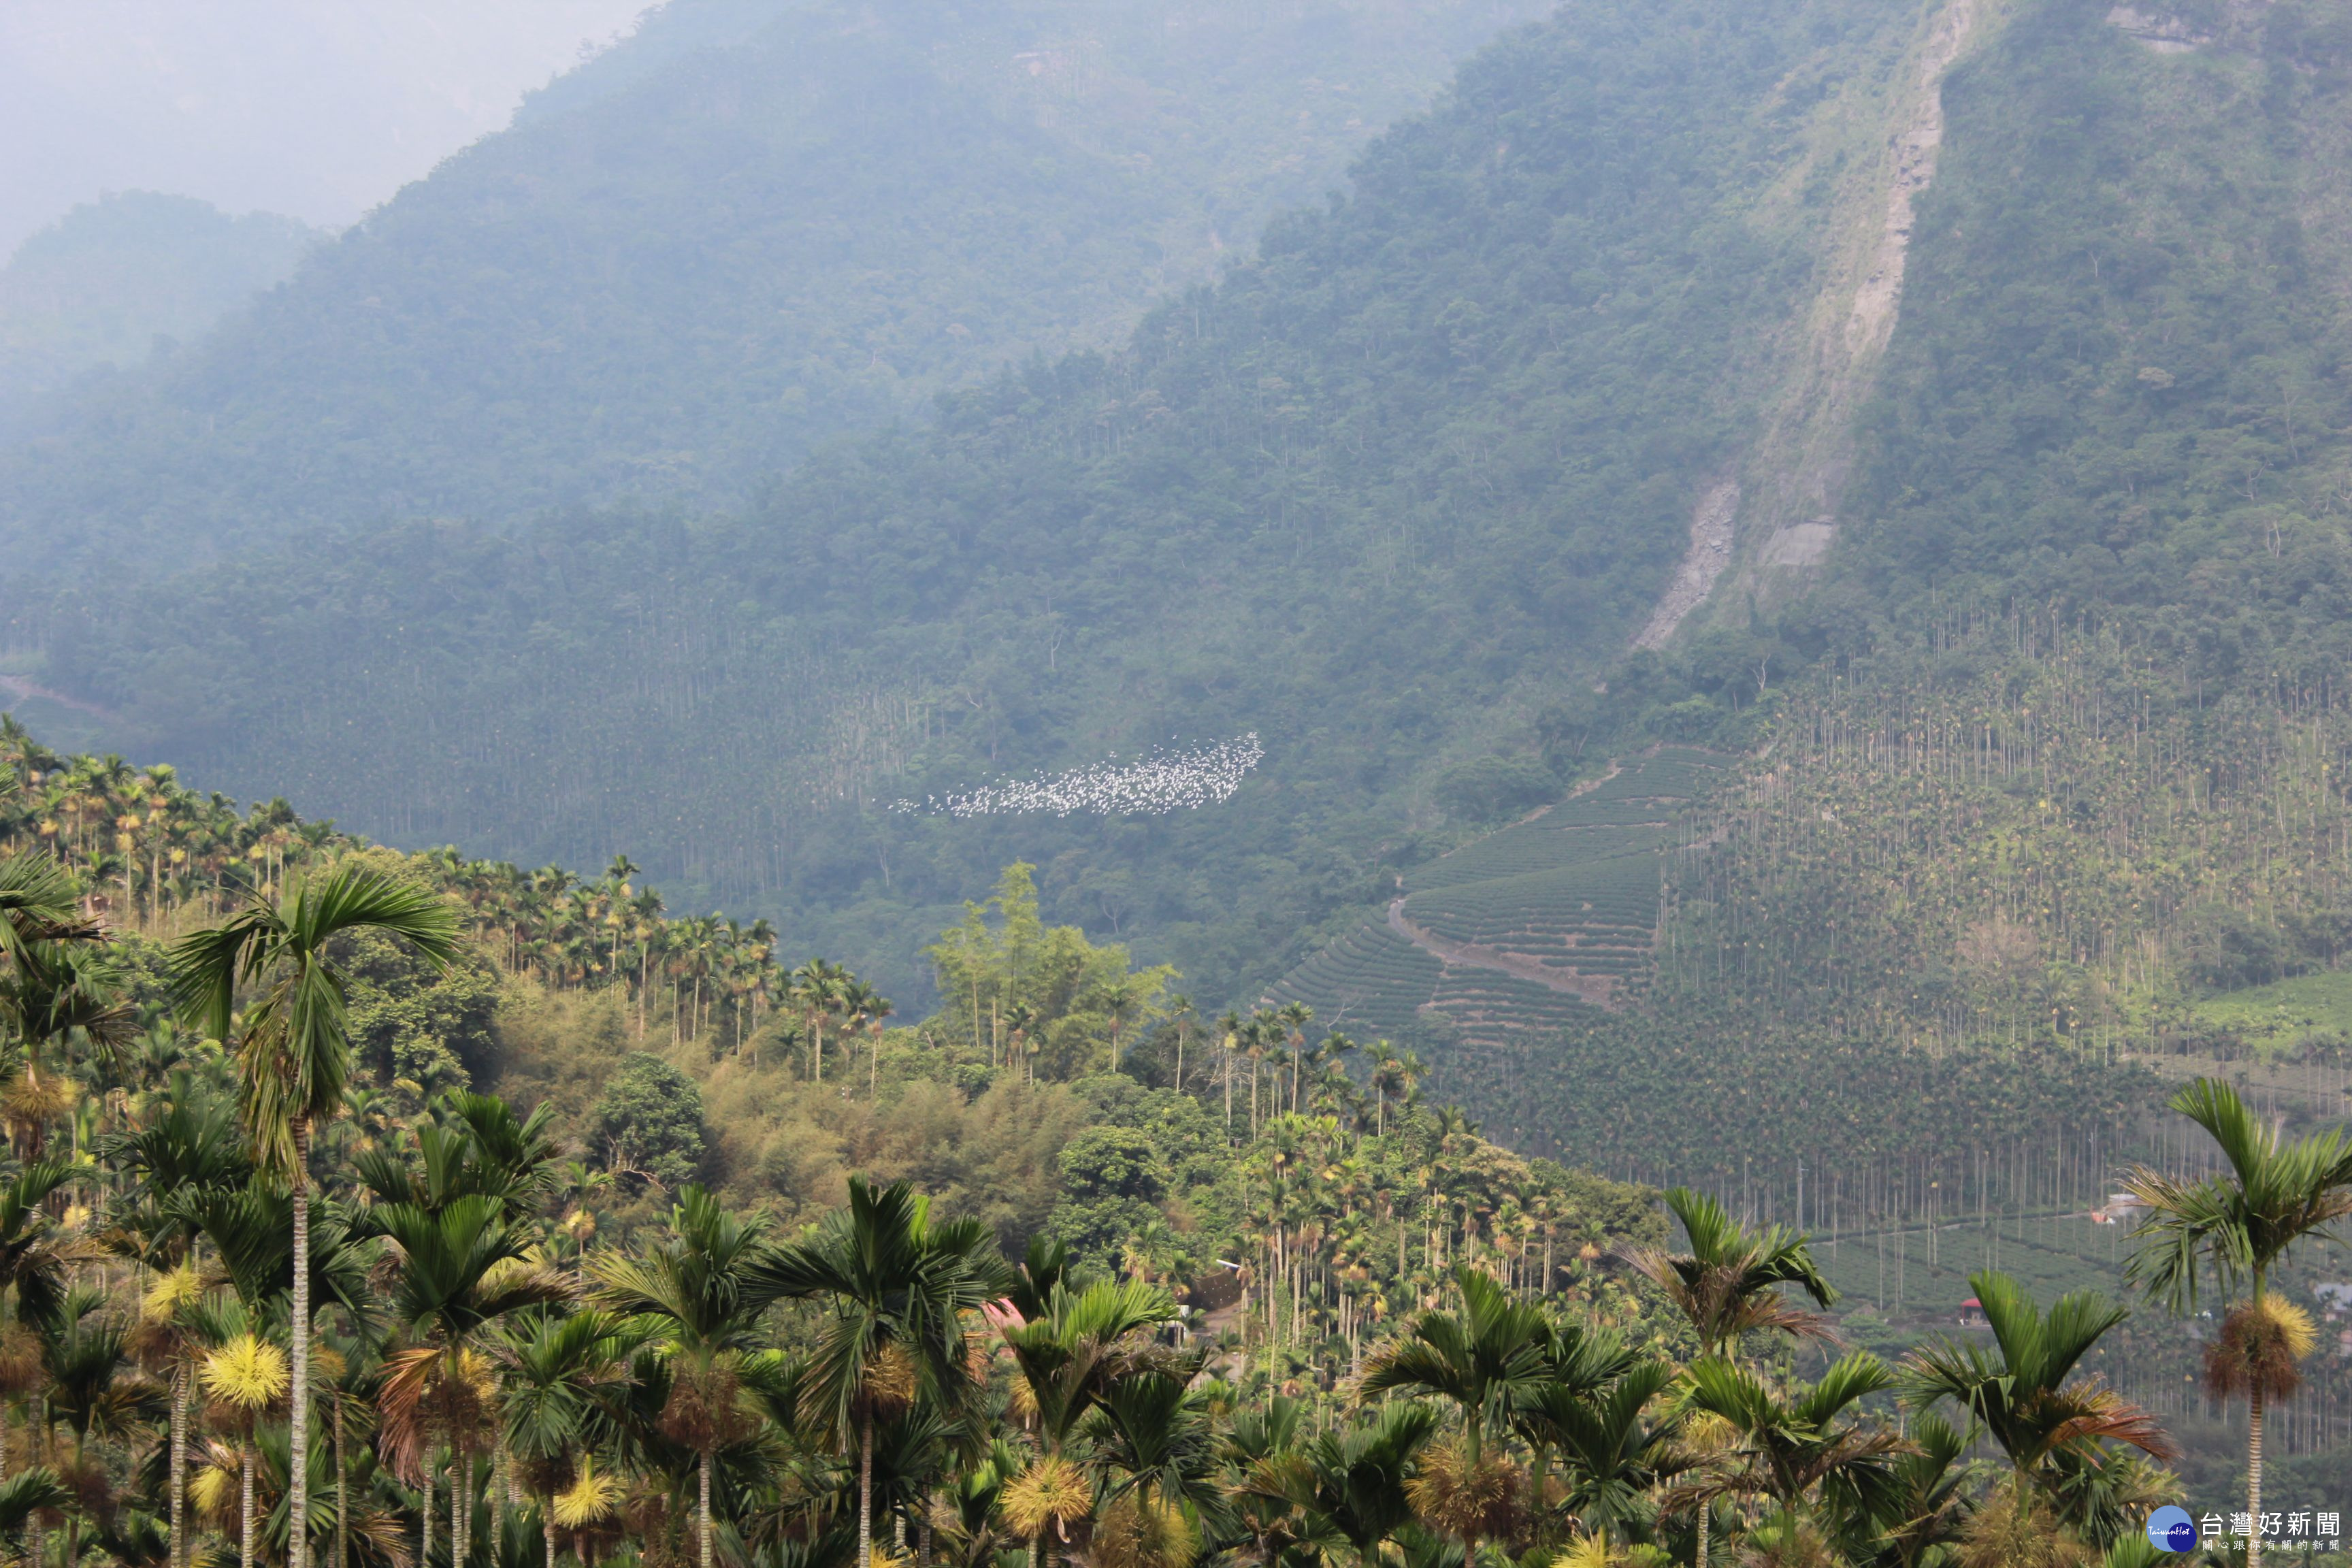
[894,733,1264,818]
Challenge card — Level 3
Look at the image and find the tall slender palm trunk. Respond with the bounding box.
[698,1452,713,1568]
[64,1435,81,1568]
[336,1402,348,1568]
[2248,1271,2272,1568]
[290,1118,313,1568]
[241,1439,257,1568]
[170,1368,189,1568]
[858,1412,875,1567]
[544,1509,557,1568]
[2249,1383,2268,1568]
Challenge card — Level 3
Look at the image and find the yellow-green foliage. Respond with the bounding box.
[2191,970,2352,1056]
[1667,618,2352,1056]
[485,970,1092,1232]
[489,982,636,1128]
[924,863,1176,1079]
[693,1057,1091,1233]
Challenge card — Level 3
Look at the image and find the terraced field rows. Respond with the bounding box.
[1268,922,1442,1037]
[1267,747,1730,1046]
[1424,964,1599,1036]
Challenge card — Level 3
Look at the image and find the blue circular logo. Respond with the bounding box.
[2148,1507,2195,1552]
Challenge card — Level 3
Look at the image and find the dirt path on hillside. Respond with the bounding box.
[1387,898,1619,1008]
[0,674,115,722]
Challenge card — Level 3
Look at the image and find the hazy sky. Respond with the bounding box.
[1,0,652,258]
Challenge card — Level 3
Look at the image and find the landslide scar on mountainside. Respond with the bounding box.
[1632,483,1737,650]
[1754,0,1984,570]
[1639,0,1992,644]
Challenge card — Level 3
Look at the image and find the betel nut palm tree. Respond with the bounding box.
[787,960,851,1084]
[753,1175,1009,1568]
[373,1194,570,1568]
[1516,1356,1684,1551]
[1623,1187,1835,1568]
[1676,1352,1907,1562]
[985,1275,1181,1568]
[2124,1077,2352,1568]
[1229,1398,1437,1568]
[1356,1264,1550,1551]
[495,1309,647,1568]
[168,861,460,1568]
[0,854,131,1164]
[590,1186,774,1568]
[1903,1269,2172,1561]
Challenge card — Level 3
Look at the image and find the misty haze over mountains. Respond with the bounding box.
[0,0,1562,569]
[0,0,647,255]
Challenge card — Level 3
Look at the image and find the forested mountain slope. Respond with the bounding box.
[14,0,1940,1007]
[1418,0,2352,1186]
[0,0,1557,571]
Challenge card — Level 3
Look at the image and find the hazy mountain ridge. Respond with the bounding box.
[0,192,316,423]
[0,0,1561,574]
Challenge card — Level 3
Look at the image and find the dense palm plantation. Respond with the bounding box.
[0,720,2335,1566]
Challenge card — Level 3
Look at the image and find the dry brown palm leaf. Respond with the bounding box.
[374,1344,483,1482]
[347,1505,418,1568]
[2204,1296,2316,1403]
[2030,1382,2179,1464]
[0,1321,44,1395]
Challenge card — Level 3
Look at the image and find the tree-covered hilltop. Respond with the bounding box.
[0,0,1558,573]
[0,721,1615,1256]
[16,0,1926,1007]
